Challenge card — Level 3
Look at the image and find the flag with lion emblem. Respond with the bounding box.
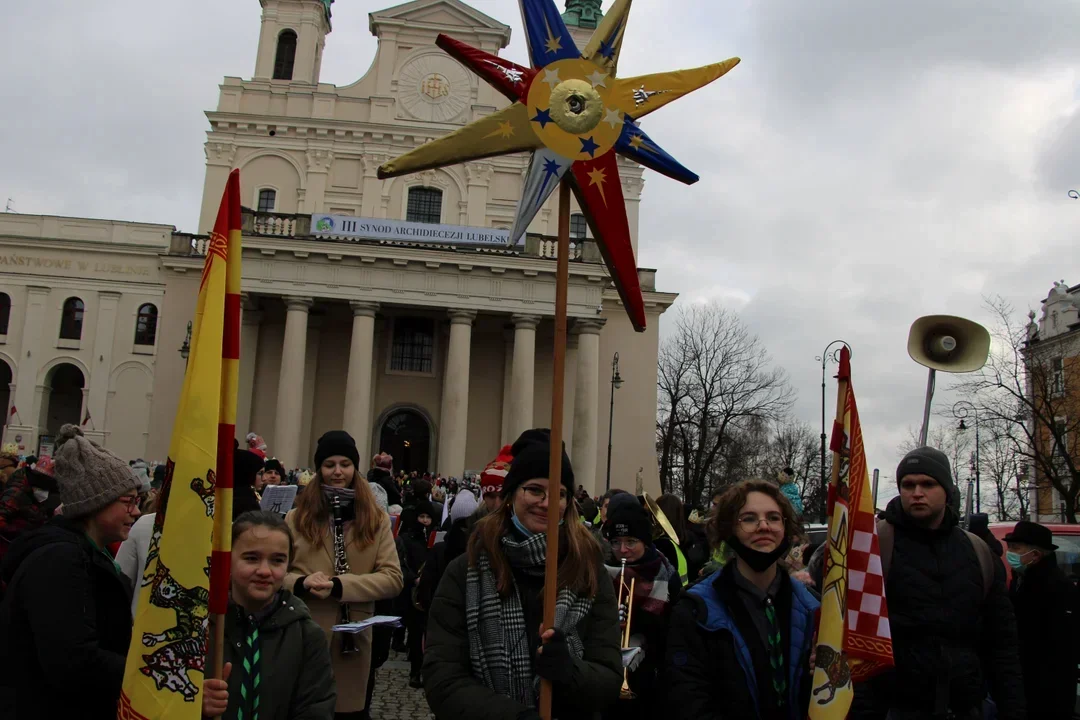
[118,169,241,719]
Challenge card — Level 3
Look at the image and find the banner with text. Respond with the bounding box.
[312,214,516,246]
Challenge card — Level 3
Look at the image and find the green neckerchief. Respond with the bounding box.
[83,532,122,576]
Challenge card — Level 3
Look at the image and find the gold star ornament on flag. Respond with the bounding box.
[378,0,739,331]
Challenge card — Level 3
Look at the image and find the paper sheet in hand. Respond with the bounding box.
[333,615,403,634]
[621,647,643,670]
[260,485,297,515]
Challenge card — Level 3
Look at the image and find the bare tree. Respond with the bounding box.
[951,296,1080,522]
[655,304,794,508]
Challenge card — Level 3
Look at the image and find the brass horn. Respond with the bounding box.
[907,315,991,446]
[642,492,681,548]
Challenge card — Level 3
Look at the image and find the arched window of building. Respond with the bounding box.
[257,188,277,213]
[135,303,159,346]
[570,213,587,239]
[273,30,297,80]
[0,293,9,335]
[406,187,443,224]
[59,297,84,340]
[390,317,435,373]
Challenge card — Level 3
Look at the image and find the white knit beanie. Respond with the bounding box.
[450,490,479,524]
[54,424,140,519]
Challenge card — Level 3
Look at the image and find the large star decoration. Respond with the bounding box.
[378,0,740,332]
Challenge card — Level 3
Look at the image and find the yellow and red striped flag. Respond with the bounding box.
[809,347,894,720]
[118,169,241,719]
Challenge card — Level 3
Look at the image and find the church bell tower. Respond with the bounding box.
[253,0,333,85]
[562,0,603,48]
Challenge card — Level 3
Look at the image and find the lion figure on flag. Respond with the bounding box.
[812,644,852,704]
[138,559,210,702]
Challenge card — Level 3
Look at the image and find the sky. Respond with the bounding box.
[3,0,1080,492]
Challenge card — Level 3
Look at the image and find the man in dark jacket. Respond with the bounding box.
[859,447,1025,720]
[1005,520,1076,720]
[0,465,62,562]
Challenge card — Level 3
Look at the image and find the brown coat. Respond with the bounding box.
[285,509,403,713]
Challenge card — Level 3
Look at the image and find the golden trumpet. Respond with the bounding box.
[617,558,637,700]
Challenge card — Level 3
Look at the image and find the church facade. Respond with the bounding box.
[0,0,677,495]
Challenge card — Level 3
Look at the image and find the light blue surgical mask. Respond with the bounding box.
[510,510,535,538]
[1006,550,1033,572]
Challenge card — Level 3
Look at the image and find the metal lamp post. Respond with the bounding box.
[816,340,851,521]
[953,400,980,513]
[179,321,192,364]
[605,352,623,493]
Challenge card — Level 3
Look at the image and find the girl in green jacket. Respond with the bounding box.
[202,511,337,720]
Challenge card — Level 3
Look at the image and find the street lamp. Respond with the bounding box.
[605,352,624,492]
[179,321,192,363]
[816,340,851,521]
[953,400,980,513]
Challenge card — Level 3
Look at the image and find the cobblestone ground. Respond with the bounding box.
[368,649,434,720]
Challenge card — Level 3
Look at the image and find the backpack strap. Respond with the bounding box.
[962,530,995,598]
[876,519,894,580]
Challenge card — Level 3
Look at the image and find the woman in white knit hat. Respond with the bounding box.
[0,424,142,720]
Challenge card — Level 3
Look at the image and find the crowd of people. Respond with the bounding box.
[0,427,1076,719]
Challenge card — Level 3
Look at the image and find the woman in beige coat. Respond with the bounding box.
[285,430,403,719]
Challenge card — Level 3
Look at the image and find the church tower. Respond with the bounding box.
[252,0,333,85]
[562,0,603,48]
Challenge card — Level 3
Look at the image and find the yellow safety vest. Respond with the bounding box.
[675,544,688,585]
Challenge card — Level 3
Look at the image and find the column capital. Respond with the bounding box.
[572,318,606,336]
[511,314,542,330]
[241,292,260,312]
[25,285,51,297]
[448,309,477,326]
[282,296,314,312]
[350,301,380,318]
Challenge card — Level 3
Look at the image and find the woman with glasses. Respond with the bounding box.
[423,429,622,720]
[0,424,143,720]
[667,479,819,720]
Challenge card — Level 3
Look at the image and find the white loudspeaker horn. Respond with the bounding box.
[907,314,991,446]
[907,315,991,373]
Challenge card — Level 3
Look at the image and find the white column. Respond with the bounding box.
[500,325,514,445]
[299,317,322,465]
[236,294,262,443]
[508,314,541,439]
[438,310,476,479]
[7,287,50,450]
[572,319,604,496]
[344,301,379,459]
[274,296,312,469]
[85,291,121,446]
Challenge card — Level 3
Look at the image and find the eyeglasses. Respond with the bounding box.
[737,512,784,532]
[610,538,643,550]
[116,495,141,511]
[519,485,568,503]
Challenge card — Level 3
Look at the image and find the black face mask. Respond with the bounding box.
[728,536,790,573]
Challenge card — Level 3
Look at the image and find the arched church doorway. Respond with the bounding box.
[378,408,432,475]
[0,360,11,437]
[44,363,85,435]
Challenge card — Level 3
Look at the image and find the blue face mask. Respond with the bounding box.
[1006,551,1031,571]
[510,510,535,538]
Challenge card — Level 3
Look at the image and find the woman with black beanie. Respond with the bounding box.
[423,428,622,720]
[284,430,403,720]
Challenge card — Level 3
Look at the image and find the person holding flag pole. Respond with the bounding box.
[116,169,242,720]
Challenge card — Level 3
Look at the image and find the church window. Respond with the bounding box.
[406,187,442,224]
[257,188,277,213]
[135,304,158,346]
[391,317,435,373]
[570,213,587,239]
[0,293,9,335]
[59,297,84,340]
[273,30,298,80]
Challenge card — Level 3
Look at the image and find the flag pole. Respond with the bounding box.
[830,355,849,490]
[538,177,571,720]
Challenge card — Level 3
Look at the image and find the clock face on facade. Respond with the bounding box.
[398,54,470,123]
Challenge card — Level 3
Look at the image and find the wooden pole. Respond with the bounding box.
[539,177,572,720]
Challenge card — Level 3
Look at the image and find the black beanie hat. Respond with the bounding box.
[896,446,954,495]
[502,428,574,499]
[603,493,652,544]
[314,430,360,469]
[263,457,285,477]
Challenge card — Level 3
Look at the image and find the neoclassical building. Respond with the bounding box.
[0,0,678,495]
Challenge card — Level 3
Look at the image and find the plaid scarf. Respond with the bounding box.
[466,531,593,709]
[605,549,675,616]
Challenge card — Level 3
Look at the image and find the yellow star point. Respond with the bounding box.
[543,17,562,54]
[486,120,515,139]
[629,134,646,150]
[588,167,608,205]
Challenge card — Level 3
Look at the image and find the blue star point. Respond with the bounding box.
[531,108,553,129]
[579,136,600,157]
[543,158,560,175]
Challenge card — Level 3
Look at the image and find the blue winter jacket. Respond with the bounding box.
[667,564,820,720]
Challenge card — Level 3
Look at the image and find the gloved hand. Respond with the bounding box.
[535,627,575,686]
